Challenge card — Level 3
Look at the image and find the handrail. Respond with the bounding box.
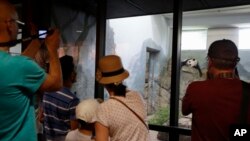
[149,124,191,136]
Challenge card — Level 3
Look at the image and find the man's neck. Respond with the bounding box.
[63,81,72,89]
[207,69,238,79]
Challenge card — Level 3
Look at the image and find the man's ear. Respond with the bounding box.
[6,22,13,35]
[70,71,77,83]
[207,57,213,67]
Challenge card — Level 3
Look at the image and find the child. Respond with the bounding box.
[65,99,102,141]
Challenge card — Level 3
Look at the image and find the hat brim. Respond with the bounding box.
[98,70,129,84]
[77,117,96,123]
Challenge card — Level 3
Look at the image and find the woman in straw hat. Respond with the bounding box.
[95,55,150,141]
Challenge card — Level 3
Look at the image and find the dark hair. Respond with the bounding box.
[78,119,95,130]
[105,83,127,97]
[60,55,75,81]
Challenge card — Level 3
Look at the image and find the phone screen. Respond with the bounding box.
[39,30,47,39]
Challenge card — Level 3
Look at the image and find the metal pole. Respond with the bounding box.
[95,0,107,99]
[169,0,183,140]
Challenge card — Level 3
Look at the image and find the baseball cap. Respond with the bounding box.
[208,39,240,62]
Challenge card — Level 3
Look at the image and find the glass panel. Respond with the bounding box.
[182,30,207,50]
[238,27,250,82]
[52,5,96,100]
[179,5,250,141]
[106,14,173,141]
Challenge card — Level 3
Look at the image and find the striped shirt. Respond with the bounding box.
[43,87,79,140]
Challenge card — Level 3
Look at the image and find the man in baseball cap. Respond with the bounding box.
[182,39,250,141]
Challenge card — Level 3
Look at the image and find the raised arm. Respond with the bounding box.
[182,85,193,116]
[22,23,42,58]
[22,39,41,58]
[39,29,62,92]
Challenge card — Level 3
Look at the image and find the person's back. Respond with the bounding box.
[96,90,148,141]
[182,39,250,141]
[95,55,149,141]
[0,1,62,141]
[43,55,79,140]
[66,129,94,141]
[183,79,249,141]
[43,88,79,140]
[0,52,45,141]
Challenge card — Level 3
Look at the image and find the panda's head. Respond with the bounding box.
[186,58,198,67]
[181,58,202,77]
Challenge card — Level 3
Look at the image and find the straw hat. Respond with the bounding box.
[76,99,100,123]
[96,55,129,84]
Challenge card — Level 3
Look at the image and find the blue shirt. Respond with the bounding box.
[43,87,79,139]
[0,51,46,141]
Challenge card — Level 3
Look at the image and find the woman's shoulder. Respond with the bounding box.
[100,98,117,108]
[126,90,142,98]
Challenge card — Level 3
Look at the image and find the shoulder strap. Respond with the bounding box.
[239,81,250,124]
[110,97,149,130]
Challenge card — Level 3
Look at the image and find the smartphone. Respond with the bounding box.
[39,30,47,39]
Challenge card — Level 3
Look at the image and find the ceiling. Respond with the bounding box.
[106,0,250,19]
[9,0,250,19]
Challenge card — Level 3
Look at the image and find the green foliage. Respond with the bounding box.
[148,107,169,125]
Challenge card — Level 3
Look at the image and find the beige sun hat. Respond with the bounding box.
[96,55,129,84]
[76,99,101,123]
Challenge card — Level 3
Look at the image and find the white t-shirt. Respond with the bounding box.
[96,90,149,141]
[65,129,94,141]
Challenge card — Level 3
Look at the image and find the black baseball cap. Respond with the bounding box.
[208,39,240,62]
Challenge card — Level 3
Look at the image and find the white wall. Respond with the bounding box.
[207,27,239,48]
[107,15,170,93]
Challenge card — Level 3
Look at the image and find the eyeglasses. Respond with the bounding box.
[0,19,25,26]
[15,20,25,25]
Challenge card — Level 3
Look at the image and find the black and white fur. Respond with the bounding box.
[181,58,202,77]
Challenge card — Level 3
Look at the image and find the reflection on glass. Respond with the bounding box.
[52,5,96,100]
